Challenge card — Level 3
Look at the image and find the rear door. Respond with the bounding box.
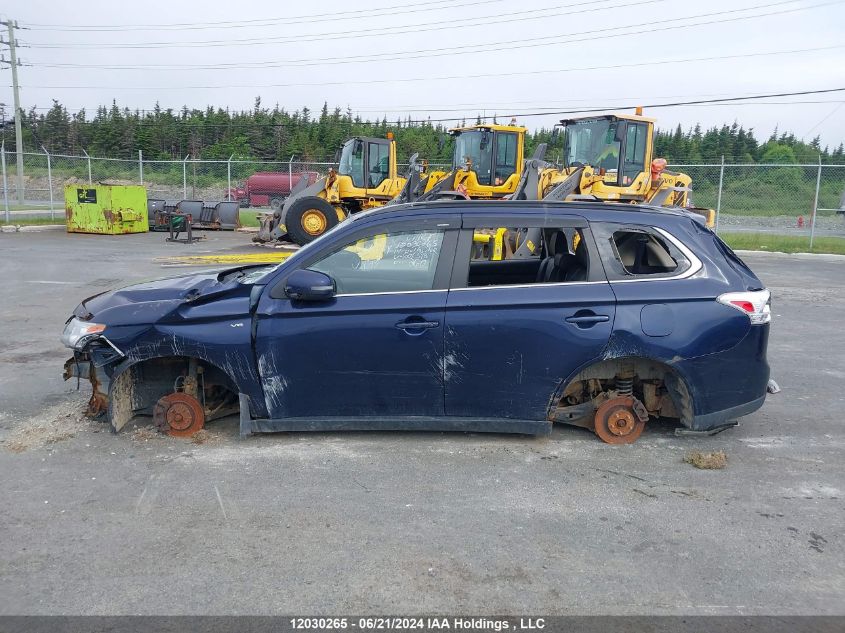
[444,213,616,421]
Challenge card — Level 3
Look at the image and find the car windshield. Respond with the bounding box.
[453,130,493,185]
[338,139,365,188]
[564,119,621,174]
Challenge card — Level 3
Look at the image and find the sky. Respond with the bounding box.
[2,0,845,152]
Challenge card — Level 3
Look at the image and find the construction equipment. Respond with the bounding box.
[255,134,413,245]
[255,113,711,249]
[411,123,527,201]
[149,199,240,233]
[410,117,710,221]
[519,113,713,220]
[469,112,714,262]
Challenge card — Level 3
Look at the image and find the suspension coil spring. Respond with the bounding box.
[616,376,634,396]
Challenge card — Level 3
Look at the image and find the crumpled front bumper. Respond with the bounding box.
[63,339,124,420]
[64,354,111,418]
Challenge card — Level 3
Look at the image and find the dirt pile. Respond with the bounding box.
[3,399,91,453]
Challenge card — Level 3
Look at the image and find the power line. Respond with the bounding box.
[22,98,845,115]
[16,89,845,128]
[24,0,661,50]
[401,88,845,123]
[801,101,845,139]
[361,100,845,113]
[25,0,657,58]
[23,0,828,53]
[20,44,844,90]
[17,89,808,113]
[23,0,504,31]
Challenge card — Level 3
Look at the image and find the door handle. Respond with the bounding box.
[395,320,440,331]
[565,314,610,326]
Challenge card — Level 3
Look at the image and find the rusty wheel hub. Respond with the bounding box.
[594,395,646,444]
[153,392,205,437]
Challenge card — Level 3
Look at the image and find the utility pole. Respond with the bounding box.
[1,19,24,204]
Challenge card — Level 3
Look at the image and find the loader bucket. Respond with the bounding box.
[188,201,241,231]
[417,169,458,202]
[253,211,284,243]
[214,201,241,230]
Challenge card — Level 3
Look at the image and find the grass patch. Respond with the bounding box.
[684,450,728,470]
[720,232,845,255]
[2,204,53,211]
[238,210,266,228]
[1,216,66,226]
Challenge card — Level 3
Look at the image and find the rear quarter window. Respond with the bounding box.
[591,222,698,281]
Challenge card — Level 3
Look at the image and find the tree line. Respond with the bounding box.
[2,98,843,165]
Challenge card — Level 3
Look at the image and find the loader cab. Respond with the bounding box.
[337,136,397,192]
[561,115,654,188]
[449,124,526,194]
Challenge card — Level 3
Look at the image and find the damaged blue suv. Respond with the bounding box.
[62,201,770,443]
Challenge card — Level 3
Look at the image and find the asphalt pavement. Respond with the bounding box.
[0,230,842,615]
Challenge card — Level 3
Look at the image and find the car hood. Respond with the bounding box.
[73,265,272,326]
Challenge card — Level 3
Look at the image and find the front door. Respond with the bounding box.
[444,215,615,421]
[255,218,458,419]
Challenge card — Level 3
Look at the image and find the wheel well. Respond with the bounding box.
[108,355,240,431]
[549,357,694,428]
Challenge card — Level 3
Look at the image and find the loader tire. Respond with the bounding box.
[286,196,339,245]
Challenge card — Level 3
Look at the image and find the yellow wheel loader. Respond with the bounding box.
[409,117,711,224]
[515,112,715,226]
[410,123,528,202]
[479,112,715,263]
[255,134,416,245]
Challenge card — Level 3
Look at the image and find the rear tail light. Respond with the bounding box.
[717,289,771,325]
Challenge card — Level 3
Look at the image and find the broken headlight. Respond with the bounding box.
[61,317,106,350]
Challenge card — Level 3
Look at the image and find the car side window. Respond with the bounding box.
[308,230,445,295]
[592,222,692,280]
[462,226,591,287]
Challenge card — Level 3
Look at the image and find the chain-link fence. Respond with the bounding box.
[674,162,845,243]
[2,146,844,243]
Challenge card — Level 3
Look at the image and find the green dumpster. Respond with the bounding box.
[65,184,149,234]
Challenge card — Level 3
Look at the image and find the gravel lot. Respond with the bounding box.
[717,213,845,237]
[0,230,842,615]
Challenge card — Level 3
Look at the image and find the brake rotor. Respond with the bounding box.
[594,395,646,444]
[153,392,205,437]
